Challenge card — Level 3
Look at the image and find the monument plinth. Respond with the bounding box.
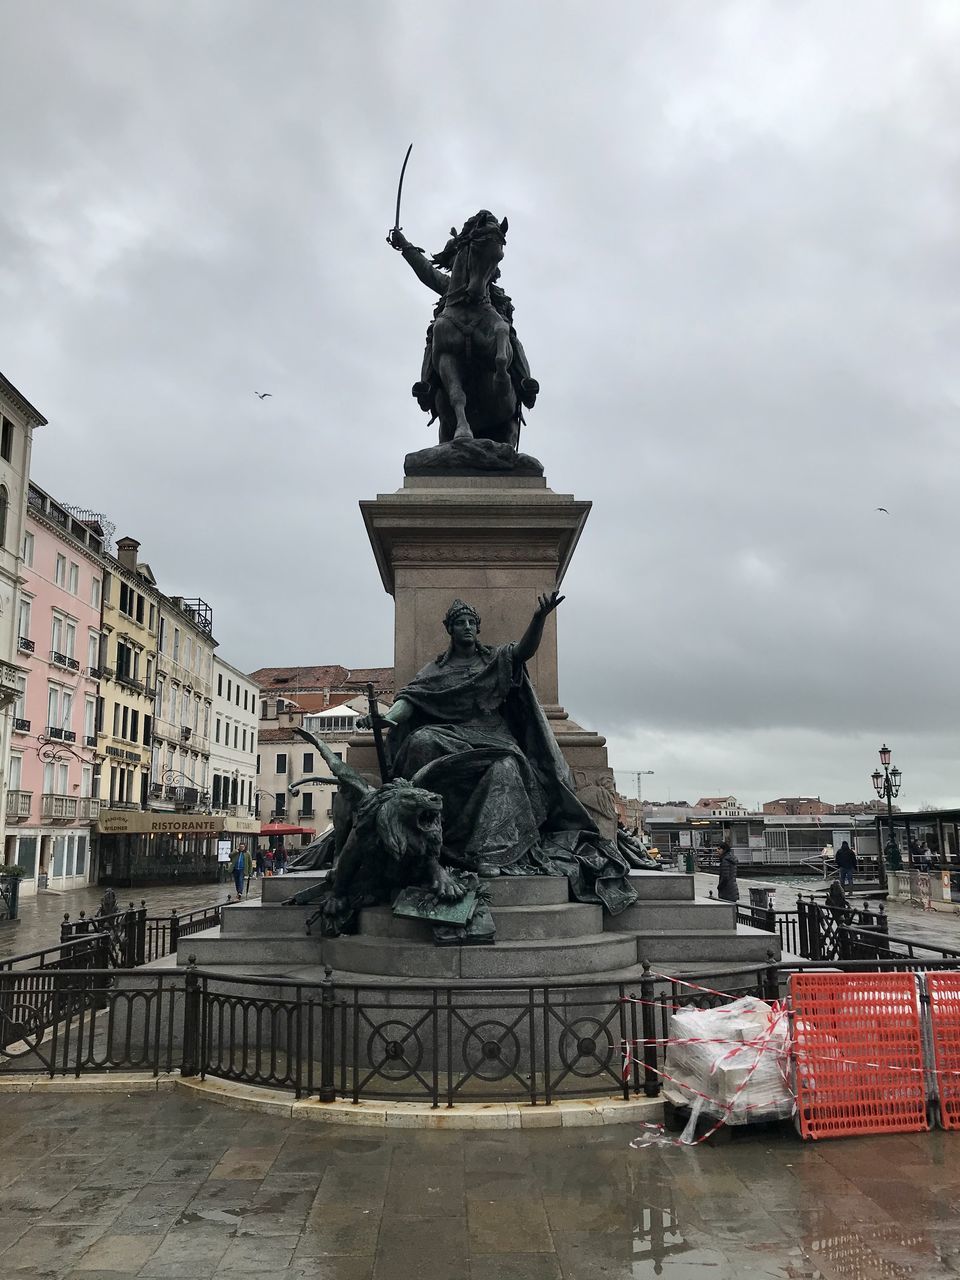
[361,473,588,704]
[351,469,614,827]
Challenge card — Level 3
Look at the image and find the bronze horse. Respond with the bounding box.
[389,211,538,449]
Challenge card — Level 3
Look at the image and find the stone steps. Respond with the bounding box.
[262,873,328,903]
[358,901,603,942]
[178,928,320,966]
[627,871,694,901]
[610,898,736,932]
[483,876,569,906]
[322,931,639,980]
[220,903,314,935]
[636,926,779,965]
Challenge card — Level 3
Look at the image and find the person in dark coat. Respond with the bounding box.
[716,841,739,903]
[835,840,857,889]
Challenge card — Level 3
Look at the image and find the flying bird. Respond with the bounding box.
[875,507,889,514]
[254,391,272,400]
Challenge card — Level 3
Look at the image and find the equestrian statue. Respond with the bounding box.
[388,209,539,449]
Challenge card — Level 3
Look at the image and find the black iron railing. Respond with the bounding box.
[58,901,224,966]
[6,955,960,1105]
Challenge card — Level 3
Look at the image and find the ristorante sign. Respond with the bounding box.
[97,810,259,836]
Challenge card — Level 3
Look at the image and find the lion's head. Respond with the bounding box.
[354,779,443,866]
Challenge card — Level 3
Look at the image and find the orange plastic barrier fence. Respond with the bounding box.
[790,972,928,1140]
[926,973,960,1130]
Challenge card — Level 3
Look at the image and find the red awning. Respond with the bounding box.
[258,822,315,836]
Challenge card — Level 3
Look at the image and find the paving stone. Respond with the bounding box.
[72,1232,159,1271]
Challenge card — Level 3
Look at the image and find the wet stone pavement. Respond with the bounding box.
[0,879,263,962]
[2,1093,960,1277]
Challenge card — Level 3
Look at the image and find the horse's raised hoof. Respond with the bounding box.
[520,377,540,409]
[453,426,474,442]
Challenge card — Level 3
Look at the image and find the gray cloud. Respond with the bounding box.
[2,1,958,806]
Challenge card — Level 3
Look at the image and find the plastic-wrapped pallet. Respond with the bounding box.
[662,996,794,1124]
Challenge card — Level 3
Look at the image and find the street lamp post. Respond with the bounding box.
[871,743,903,876]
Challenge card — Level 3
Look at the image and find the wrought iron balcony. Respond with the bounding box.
[41,793,79,821]
[5,790,32,821]
[84,734,97,747]
[18,636,34,654]
[50,650,80,672]
[77,797,101,820]
[87,666,100,678]
[115,671,146,694]
[13,718,30,733]
[164,785,206,808]
[46,726,77,743]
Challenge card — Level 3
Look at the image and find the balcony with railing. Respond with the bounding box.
[13,718,30,734]
[50,650,80,672]
[18,636,34,654]
[41,794,79,821]
[77,797,101,820]
[5,790,32,821]
[115,671,146,695]
[47,726,77,743]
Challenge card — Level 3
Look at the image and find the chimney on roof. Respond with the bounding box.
[116,537,140,573]
[323,687,330,707]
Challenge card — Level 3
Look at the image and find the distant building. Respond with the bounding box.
[251,664,394,831]
[7,481,102,893]
[209,657,259,832]
[695,796,747,818]
[832,799,899,816]
[763,797,831,816]
[0,373,45,873]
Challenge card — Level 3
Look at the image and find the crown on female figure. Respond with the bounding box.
[443,599,481,631]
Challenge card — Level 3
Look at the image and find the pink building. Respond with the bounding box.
[6,484,106,893]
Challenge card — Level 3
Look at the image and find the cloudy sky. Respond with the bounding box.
[2,2,958,808]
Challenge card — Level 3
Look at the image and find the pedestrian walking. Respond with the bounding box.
[835,840,857,889]
[255,846,266,878]
[232,845,247,900]
[274,842,287,875]
[716,841,739,903]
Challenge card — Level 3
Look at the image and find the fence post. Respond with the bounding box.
[640,963,660,1098]
[136,901,147,966]
[763,951,780,1002]
[181,957,201,1078]
[318,965,336,1102]
[169,909,180,955]
[797,895,810,958]
[122,903,137,968]
[60,913,71,945]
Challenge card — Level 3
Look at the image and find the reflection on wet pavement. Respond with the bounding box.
[1,1094,960,1277]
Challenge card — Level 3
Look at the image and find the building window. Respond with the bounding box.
[215,718,221,744]
[243,690,249,711]
[158,615,166,652]
[0,417,12,462]
[261,700,267,719]
[67,562,79,595]
[301,793,314,817]
[14,675,26,720]
[172,628,180,661]
[148,602,155,631]
[0,486,8,547]
[275,793,286,816]
[233,724,238,748]
[91,577,101,609]
[87,631,99,670]
[217,673,223,696]
[242,728,247,752]
[227,679,232,701]
[21,530,34,566]
[276,753,286,774]
[18,596,31,642]
[84,697,96,739]
[303,752,314,773]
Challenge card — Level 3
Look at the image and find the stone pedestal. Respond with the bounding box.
[352,473,613,829]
